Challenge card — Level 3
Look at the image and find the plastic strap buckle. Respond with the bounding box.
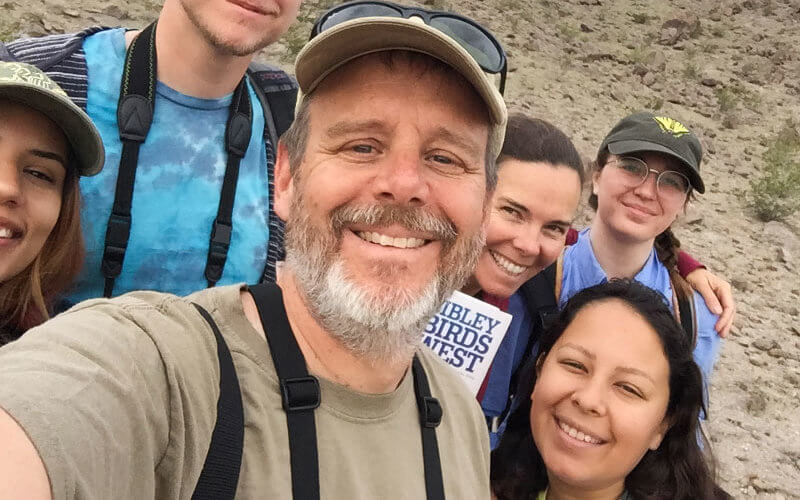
[280,376,321,413]
[210,220,232,248]
[101,213,132,278]
[421,396,443,428]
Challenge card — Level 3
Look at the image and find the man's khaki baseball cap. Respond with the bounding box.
[294,16,508,155]
[0,61,104,176]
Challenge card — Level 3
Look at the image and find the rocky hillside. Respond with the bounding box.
[2,0,799,497]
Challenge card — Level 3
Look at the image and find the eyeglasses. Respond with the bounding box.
[606,157,691,204]
[310,0,508,94]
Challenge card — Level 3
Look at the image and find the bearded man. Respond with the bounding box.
[0,4,508,499]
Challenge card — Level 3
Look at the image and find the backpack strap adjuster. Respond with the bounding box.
[420,396,442,428]
[101,213,132,277]
[280,376,321,412]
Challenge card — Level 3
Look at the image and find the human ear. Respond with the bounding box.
[273,140,294,222]
[648,417,671,450]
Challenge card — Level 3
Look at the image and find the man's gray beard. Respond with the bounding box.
[285,201,485,364]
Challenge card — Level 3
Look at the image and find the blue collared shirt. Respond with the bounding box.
[561,228,722,381]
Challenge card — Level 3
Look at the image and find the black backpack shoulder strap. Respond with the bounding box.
[519,260,560,346]
[100,22,158,297]
[411,356,445,500]
[248,282,321,500]
[191,302,244,500]
[247,64,297,282]
[102,21,253,295]
[247,283,445,500]
[672,281,698,346]
[246,63,298,141]
[504,255,562,418]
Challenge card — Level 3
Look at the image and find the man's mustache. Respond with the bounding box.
[329,204,458,242]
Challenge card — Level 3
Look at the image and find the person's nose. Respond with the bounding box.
[0,163,23,207]
[570,377,608,416]
[633,169,659,200]
[371,149,429,207]
[513,227,541,259]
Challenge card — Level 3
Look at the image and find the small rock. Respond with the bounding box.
[580,23,594,33]
[642,72,656,86]
[62,8,80,17]
[41,19,56,32]
[659,26,681,46]
[750,476,778,493]
[658,17,700,46]
[745,388,768,415]
[768,348,785,358]
[752,339,779,351]
[102,5,126,19]
[731,278,751,292]
[701,78,721,87]
[609,89,626,102]
[749,355,767,367]
[778,247,793,263]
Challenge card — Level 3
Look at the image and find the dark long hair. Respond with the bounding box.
[499,113,585,186]
[491,280,729,500]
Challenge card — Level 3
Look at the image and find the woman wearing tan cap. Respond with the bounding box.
[0,61,104,342]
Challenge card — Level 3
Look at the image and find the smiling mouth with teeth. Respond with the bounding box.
[489,250,526,275]
[356,231,428,249]
[557,418,604,445]
[0,227,21,239]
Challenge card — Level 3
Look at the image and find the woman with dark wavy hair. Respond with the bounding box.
[491,279,729,500]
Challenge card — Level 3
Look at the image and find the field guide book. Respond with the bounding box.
[422,291,513,395]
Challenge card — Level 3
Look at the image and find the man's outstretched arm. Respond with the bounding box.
[0,408,51,500]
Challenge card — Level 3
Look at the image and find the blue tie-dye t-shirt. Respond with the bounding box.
[64,28,270,305]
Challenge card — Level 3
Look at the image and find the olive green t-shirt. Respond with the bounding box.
[0,285,490,499]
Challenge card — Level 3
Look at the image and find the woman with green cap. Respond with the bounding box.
[0,61,104,342]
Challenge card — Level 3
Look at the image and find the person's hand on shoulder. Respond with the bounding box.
[686,268,736,338]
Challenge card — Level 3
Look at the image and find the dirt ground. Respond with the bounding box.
[2,0,799,497]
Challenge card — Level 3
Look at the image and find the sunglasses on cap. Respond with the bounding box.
[310,0,508,95]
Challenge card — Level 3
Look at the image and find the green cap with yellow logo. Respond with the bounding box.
[599,111,704,194]
[0,61,104,176]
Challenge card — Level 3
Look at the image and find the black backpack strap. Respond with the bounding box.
[519,261,559,359]
[246,65,298,140]
[101,22,158,297]
[248,283,321,500]
[204,79,253,287]
[191,303,244,500]
[102,21,254,296]
[412,356,445,500]
[675,289,698,346]
[496,261,560,425]
[247,65,297,281]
